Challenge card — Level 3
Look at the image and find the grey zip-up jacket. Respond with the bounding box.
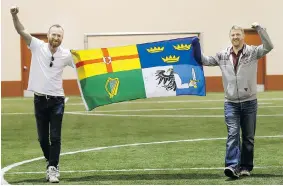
[201,26,274,103]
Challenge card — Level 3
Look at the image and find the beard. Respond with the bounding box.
[49,39,61,48]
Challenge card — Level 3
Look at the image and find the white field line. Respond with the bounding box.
[3,97,283,103]
[66,112,283,118]
[67,99,282,105]
[2,135,283,185]
[68,102,274,106]
[2,112,283,117]
[120,98,283,103]
[90,105,283,113]
[1,105,283,115]
[6,165,283,174]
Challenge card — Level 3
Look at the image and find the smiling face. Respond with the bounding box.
[229,26,245,48]
[47,25,64,48]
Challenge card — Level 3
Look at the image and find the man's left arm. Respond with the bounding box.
[252,22,274,59]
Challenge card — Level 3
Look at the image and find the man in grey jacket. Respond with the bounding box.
[193,22,273,178]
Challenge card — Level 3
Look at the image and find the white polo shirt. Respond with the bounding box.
[27,37,74,96]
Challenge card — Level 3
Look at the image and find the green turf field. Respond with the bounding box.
[1,91,283,184]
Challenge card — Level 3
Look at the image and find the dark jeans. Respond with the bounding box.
[224,99,257,171]
[34,94,65,167]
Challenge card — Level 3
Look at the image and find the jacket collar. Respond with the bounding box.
[227,44,247,55]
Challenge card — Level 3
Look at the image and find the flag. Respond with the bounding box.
[71,37,205,111]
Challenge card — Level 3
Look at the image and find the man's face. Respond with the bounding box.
[47,27,64,48]
[230,29,245,48]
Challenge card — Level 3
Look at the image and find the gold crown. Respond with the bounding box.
[146,46,164,53]
[161,55,180,63]
[173,44,191,50]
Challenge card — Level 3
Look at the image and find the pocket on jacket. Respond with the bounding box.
[237,81,252,99]
[225,83,236,100]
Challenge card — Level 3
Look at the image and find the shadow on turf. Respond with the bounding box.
[10,173,282,184]
[225,173,283,181]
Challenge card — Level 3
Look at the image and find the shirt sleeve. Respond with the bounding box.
[66,50,75,68]
[253,26,274,59]
[28,37,44,51]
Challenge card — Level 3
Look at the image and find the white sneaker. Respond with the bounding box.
[46,163,60,181]
[48,166,59,183]
[240,169,251,176]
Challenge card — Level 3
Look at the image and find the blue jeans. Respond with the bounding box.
[34,94,65,167]
[224,99,257,171]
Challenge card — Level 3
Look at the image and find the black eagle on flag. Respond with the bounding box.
[155,68,176,91]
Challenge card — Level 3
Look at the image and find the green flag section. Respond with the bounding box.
[80,69,146,109]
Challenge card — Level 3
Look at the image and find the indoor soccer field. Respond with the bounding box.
[1,91,283,185]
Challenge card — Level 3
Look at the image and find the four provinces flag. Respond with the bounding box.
[71,37,206,111]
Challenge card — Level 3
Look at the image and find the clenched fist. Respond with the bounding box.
[10,6,19,15]
[251,22,260,29]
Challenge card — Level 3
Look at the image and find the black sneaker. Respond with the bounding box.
[224,167,240,178]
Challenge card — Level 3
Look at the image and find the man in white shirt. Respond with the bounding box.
[11,6,74,183]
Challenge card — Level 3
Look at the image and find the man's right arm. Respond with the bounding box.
[251,22,274,59]
[11,6,32,46]
[200,53,219,66]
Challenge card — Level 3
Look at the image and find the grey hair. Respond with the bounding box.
[230,25,244,34]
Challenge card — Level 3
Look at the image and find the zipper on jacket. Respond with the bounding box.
[232,53,243,103]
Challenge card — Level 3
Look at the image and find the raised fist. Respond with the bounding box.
[251,22,260,29]
[10,6,19,15]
